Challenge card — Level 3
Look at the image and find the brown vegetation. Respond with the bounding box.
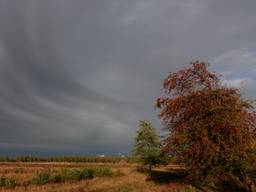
[0,162,195,192]
[156,61,256,191]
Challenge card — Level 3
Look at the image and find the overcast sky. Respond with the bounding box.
[0,0,256,156]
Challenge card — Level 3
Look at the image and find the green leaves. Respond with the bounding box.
[133,120,162,171]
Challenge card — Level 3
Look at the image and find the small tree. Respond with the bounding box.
[156,61,256,191]
[133,120,161,171]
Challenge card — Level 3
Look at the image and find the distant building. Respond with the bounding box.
[118,153,125,158]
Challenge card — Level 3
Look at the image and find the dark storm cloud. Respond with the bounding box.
[0,0,256,156]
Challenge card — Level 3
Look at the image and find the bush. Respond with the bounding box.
[31,167,113,185]
[0,177,16,188]
[79,168,94,179]
[49,173,62,183]
[93,167,112,177]
[60,169,82,181]
[31,171,51,185]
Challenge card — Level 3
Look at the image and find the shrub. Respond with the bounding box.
[93,167,112,177]
[0,177,16,188]
[31,167,112,185]
[49,173,62,183]
[60,169,82,181]
[79,168,94,179]
[31,171,51,184]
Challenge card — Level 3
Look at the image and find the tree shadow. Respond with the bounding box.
[146,169,208,191]
[146,168,186,184]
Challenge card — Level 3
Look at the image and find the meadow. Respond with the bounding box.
[0,158,196,192]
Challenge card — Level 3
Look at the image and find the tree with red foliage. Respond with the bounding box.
[156,61,256,191]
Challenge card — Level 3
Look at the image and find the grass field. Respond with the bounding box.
[0,162,196,192]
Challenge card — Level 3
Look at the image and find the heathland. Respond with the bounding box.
[0,157,195,192]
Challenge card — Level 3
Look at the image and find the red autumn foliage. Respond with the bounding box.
[156,61,256,191]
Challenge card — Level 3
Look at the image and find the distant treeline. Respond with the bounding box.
[0,156,139,163]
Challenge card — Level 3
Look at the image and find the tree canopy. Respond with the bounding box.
[156,61,256,191]
[133,120,162,171]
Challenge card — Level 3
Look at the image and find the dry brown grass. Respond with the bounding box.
[0,162,196,192]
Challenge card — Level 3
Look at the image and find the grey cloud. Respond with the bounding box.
[0,0,256,156]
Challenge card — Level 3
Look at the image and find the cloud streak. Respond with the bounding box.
[0,0,256,156]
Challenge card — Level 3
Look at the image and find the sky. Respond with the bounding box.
[0,0,256,156]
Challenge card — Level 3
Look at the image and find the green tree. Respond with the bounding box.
[133,120,161,171]
[156,61,256,191]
